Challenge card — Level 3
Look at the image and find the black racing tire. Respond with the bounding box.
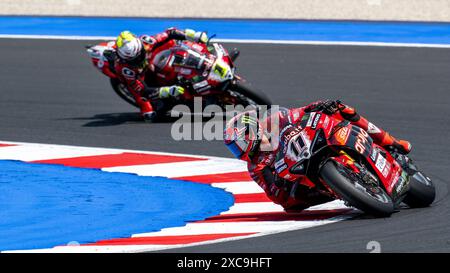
[403,172,436,208]
[228,82,272,108]
[110,78,139,108]
[319,160,395,217]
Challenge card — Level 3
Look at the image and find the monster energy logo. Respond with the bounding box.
[241,115,257,125]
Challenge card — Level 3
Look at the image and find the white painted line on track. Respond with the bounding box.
[0,143,122,161]
[132,220,335,237]
[1,34,449,48]
[0,140,232,161]
[102,159,247,178]
[211,182,264,195]
[220,202,285,215]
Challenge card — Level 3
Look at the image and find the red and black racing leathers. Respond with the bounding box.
[112,28,196,118]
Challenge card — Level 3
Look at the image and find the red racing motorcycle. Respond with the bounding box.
[86,39,271,116]
[275,110,435,216]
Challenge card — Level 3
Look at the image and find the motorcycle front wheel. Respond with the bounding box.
[319,160,395,217]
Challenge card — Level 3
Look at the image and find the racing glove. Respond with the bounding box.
[185,29,208,44]
[305,99,345,115]
[315,100,360,121]
[158,85,185,99]
[267,175,294,204]
[267,182,289,204]
[321,100,344,115]
[268,177,316,211]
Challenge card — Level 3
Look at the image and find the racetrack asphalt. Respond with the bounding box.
[1,38,449,252]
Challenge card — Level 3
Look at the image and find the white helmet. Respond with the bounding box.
[116,31,145,65]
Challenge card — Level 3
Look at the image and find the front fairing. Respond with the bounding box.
[207,43,234,84]
[274,112,407,198]
[86,41,118,78]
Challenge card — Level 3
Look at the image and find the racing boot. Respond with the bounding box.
[382,135,412,155]
[338,103,412,155]
[364,121,412,155]
[138,98,156,122]
[142,111,157,122]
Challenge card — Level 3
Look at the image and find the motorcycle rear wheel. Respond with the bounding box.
[226,82,272,108]
[319,160,395,217]
[403,171,435,208]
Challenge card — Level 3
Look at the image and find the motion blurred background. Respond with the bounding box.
[1,0,449,22]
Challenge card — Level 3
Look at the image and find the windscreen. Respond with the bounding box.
[172,48,206,70]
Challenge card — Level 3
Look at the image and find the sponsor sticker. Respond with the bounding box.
[283,127,301,143]
[326,118,335,136]
[286,131,311,162]
[193,80,209,90]
[370,148,378,162]
[323,116,330,130]
[375,154,387,173]
[394,171,409,194]
[390,171,401,192]
[274,158,285,169]
[306,112,316,127]
[335,126,350,145]
[311,113,321,129]
[196,85,211,93]
[275,163,288,173]
[213,61,228,78]
[355,129,369,154]
[382,162,391,178]
[280,124,293,138]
